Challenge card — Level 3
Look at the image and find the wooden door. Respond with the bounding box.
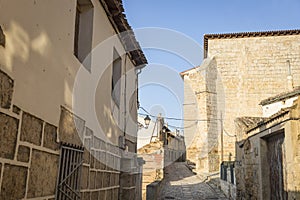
[267,133,287,200]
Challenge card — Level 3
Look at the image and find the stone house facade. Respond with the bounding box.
[0,0,147,199]
[138,128,186,200]
[181,29,300,173]
[235,89,300,199]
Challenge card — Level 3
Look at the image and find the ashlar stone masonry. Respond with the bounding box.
[182,29,300,173]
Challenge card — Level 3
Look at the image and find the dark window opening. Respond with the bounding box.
[74,0,94,72]
[112,49,122,106]
[0,25,5,47]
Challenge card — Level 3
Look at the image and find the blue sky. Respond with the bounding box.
[123,0,300,129]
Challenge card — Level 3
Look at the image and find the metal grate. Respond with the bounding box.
[220,161,235,184]
[56,143,84,200]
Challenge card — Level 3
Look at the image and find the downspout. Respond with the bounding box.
[124,54,127,139]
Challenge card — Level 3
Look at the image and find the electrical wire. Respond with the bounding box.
[138,106,222,129]
[167,122,198,129]
[139,106,151,115]
[138,111,221,122]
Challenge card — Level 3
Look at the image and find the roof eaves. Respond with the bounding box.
[100,0,147,66]
[259,87,300,106]
[246,108,291,134]
[203,29,300,58]
[180,66,200,77]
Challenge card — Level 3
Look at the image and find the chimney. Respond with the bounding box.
[287,60,294,91]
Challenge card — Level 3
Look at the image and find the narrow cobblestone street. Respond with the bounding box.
[159,163,228,200]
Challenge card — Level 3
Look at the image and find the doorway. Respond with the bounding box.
[266,132,287,200]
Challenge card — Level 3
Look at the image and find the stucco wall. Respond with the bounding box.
[0,0,138,146]
[0,0,140,199]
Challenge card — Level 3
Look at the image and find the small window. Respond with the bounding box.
[0,25,5,47]
[112,49,122,106]
[74,0,94,71]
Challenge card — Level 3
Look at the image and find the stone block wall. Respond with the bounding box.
[183,60,221,173]
[235,138,260,199]
[79,126,121,200]
[138,135,186,200]
[235,97,300,199]
[0,68,143,200]
[207,34,300,161]
[0,69,60,200]
[138,142,164,200]
[164,136,186,166]
[118,151,143,200]
[183,33,300,173]
[183,68,209,170]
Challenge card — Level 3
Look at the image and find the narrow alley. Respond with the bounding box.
[159,163,228,200]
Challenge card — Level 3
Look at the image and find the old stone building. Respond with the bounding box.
[138,134,185,199]
[0,0,147,199]
[137,117,186,200]
[181,29,300,173]
[235,89,300,199]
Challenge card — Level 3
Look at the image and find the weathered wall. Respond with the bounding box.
[183,68,210,171]
[0,0,138,146]
[220,179,236,200]
[207,34,300,161]
[138,141,164,200]
[138,135,186,200]
[80,124,122,200]
[182,59,221,173]
[183,33,300,173]
[235,97,300,200]
[0,70,124,199]
[0,69,60,200]
[0,0,141,199]
[164,135,186,166]
[0,69,144,200]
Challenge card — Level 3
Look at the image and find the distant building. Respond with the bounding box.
[137,115,158,149]
[181,29,300,173]
[0,0,146,199]
[137,120,186,200]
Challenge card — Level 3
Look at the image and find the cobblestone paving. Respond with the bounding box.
[159,162,228,200]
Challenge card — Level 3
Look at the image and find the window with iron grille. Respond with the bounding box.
[56,143,84,200]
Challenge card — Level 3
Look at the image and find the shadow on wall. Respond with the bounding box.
[0,19,77,125]
[0,18,122,144]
